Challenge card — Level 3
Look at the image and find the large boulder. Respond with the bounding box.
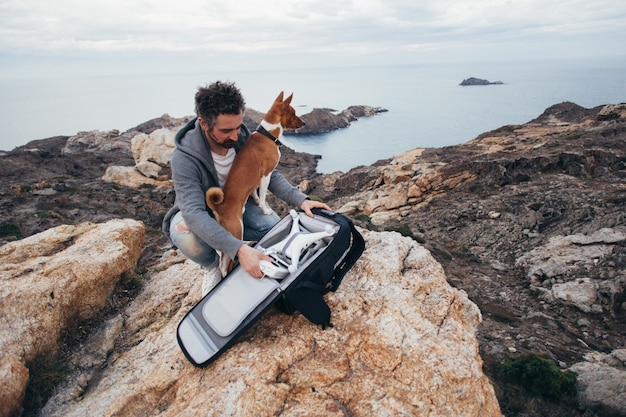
[40,230,501,417]
[131,128,177,180]
[0,219,145,417]
[570,349,626,413]
[102,128,179,188]
[101,165,172,188]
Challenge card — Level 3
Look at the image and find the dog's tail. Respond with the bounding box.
[205,187,225,213]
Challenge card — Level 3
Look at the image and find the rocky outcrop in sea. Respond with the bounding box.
[460,77,504,86]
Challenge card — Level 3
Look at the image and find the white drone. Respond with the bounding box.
[257,209,335,279]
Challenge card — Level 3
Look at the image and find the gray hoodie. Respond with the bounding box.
[162,117,308,260]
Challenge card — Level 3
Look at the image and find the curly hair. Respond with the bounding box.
[195,81,246,128]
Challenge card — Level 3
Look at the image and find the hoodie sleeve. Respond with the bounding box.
[268,170,309,208]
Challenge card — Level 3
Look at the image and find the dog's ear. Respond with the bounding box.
[283,93,293,105]
[275,91,284,102]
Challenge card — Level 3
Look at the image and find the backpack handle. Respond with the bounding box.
[311,209,365,293]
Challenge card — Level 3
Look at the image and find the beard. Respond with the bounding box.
[220,139,237,149]
[206,129,237,149]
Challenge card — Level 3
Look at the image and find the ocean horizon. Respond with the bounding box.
[1,58,625,173]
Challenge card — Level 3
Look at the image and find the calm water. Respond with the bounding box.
[1,59,625,173]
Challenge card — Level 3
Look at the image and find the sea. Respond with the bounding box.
[1,58,625,173]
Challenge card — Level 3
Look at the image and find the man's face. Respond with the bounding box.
[201,112,243,152]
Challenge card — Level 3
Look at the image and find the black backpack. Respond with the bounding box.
[274,209,364,329]
[177,208,365,367]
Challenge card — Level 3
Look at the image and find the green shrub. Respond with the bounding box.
[23,352,69,416]
[564,133,583,140]
[499,353,577,401]
[354,214,371,223]
[386,225,425,243]
[469,183,487,195]
[0,223,22,239]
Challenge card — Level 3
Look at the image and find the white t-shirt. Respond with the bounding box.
[211,148,236,187]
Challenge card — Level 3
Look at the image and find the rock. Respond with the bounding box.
[0,356,29,417]
[532,101,599,124]
[0,219,145,417]
[301,102,626,416]
[3,101,626,417]
[292,108,350,134]
[331,159,476,225]
[101,126,318,190]
[515,228,626,312]
[243,108,265,128]
[39,230,501,417]
[551,278,598,313]
[101,105,381,188]
[101,165,172,188]
[128,113,191,135]
[131,128,176,180]
[61,130,134,155]
[102,128,178,188]
[459,77,504,86]
[597,103,626,121]
[339,105,386,121]
[60,114,188,188]
[276,145,320,186]
[287,105,385,135]
[570,349,626,413]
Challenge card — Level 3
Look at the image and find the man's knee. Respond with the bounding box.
[170,213,217,267]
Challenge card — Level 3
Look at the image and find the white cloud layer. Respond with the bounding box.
[0,0,625,74]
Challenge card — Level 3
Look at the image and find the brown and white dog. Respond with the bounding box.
[206,91,304,273]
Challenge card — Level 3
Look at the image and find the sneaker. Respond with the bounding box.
[201,266,222,297]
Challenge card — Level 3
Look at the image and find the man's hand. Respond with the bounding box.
[300,199,331,217]
[236,244,272,279]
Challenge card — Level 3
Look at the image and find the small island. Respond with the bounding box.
[459,77,503,86]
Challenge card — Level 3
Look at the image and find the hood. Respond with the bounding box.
[174,117,251,174]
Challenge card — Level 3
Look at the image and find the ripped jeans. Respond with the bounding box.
[169,199,281,267]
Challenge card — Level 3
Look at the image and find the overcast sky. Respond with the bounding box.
[1,0,625,78]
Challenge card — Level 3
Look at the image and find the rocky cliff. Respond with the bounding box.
[1,226,500,417]
[302,102,626,415]
[0,101,625,417]
[0,220,146,417]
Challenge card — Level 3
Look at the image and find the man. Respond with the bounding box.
[162,81,330,296]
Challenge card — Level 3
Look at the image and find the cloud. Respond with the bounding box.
[0,0,624,70]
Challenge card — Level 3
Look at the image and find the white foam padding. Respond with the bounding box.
[202,271,279,337]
